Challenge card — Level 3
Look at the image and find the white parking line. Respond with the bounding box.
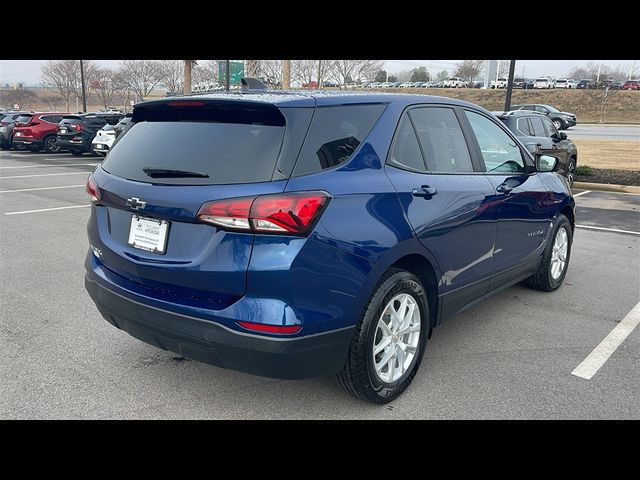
[573,190,591,198]
[572,300,640,380]
[0,184,85,194]
[0,172,91,179]
[4,204,90,215]
[576,225,640,236]
[0,163,98,170]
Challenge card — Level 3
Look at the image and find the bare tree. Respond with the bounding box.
[257,60,282,87]
[158,60,184,94]
[119,60,163,100]
[496,60,510,78]
[317,60,331,87]
[192,60,219,85]
[90,67,119,109]
[454,60,486,83]
[41,60,79,112]
[292,60,318,86]
[329,60,383,87]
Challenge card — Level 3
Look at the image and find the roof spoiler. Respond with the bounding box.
[241,77,268,90]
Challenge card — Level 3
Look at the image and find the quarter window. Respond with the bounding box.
[529,116,547,137]
[408,107,473,173]
[465,111,526,173]
[388,114,426,172]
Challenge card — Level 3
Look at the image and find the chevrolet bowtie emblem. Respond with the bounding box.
[126,197,147,210]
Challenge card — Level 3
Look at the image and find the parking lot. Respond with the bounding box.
[0,149,638,419]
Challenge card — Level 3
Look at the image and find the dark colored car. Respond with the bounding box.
[576,79,593,89]
[0,111,31,149]
[57,112,124,156]
[113,113,132,138]
[513,78,532,89]
[623,80,639,90]
[12,112,67,153]
[496,110,578,185]
[509,104,577,130]
[85,92,574,404]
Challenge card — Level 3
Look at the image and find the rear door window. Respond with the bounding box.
[41,115,63,123]
[529,117,547,137]
[292,104,386,177]
[516,117,533,136]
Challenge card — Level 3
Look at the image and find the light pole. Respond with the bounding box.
[79,59,87,112]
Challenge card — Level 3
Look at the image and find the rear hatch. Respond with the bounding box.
[58,115,84,143]
[12,114,35,137]
[90,98,312,308]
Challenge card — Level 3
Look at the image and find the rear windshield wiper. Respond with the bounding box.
[142,167,209,178]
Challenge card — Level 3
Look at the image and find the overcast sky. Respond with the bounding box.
[1,59,638,85]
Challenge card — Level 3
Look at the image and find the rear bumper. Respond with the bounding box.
[57,136,91,152]
[85,275,354,379]
[12,137,41,147]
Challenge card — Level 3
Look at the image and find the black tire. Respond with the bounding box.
[527,214,572,292]
[43,135,61,154]
[337,268,430,404]
[69,149,84,156]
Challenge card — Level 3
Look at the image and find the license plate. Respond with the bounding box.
[15,132,21,136]
[127,215,169,254]
[95,144,104,149]
[59,128,67,134]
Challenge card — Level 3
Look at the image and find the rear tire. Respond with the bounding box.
[527,214,572,292]
[43,135,60,154]
[69,149,84,156]
[553,119,563,130]
[337,268,429,404]
[566,158,576,186]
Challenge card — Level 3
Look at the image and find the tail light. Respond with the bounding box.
[73,124,82,132]
[237,321,302,334]
[86,174,100,202]
[197,191,330,235]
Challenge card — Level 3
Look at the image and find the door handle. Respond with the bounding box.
[496,183,514,194]
[412,186,438,198]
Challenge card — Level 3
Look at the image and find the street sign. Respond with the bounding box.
[218,61,245,85]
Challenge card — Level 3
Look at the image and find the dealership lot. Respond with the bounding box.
[0,150,638,419]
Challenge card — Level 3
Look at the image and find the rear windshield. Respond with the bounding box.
[535,78,547,82]
[102,120,285,185]
[15,115,33,123]
[61,116,82,123]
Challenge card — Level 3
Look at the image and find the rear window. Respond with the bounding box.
[61,116,82,123]
[102,120,286,185]
[15,115,33,124]
[292,104,385,177]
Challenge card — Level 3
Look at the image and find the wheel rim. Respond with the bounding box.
[554,120,562,129]
[46,137,59,153]
[550,227,569,280]
[372,293,421,384]
[567,161,576,185]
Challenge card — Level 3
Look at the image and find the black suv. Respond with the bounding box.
[496,110,578,185]
[57,112,124,156]
[509,104,577,130]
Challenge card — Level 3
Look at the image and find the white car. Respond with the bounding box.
[555,78,578,89]
[490,77,508,89]
[534,77,555,89]
[91,124,116,156]
[443,77,466,88]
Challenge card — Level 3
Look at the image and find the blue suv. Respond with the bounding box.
[84,91,575,404]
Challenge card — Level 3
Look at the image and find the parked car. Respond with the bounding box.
[399,82,413,88]
[555,79,577,89]
[444,77,466,88]
[91,124,117,156]
[534,77,554,89]
[512,78,532,89]
[423,81,437,88]
[576,79,593,89]
[12,112,67,153]
[57,112,124,156]
[622,80,639,90]
[0,111,31,149]
[113,114,132,138]
[490,77,508,89]
[509,104,577,130]
[84,91,575,404]
[496,110,578,185]
[471,80,484,88]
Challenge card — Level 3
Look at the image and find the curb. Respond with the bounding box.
[573,181,640,194]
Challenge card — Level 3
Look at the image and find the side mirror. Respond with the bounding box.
[536,154,558,172]
[560,132,567,140]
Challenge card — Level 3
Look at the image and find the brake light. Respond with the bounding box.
[73,124,82,132]
[86,174,100,202]
[197,192,330,235]
[237,321,302,334]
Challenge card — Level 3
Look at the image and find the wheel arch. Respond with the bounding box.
[389,254,439,328]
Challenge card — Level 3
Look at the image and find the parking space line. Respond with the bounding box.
[573,190,591,198]
[0,163,98,170]
[4,204,90,215]
[0,172,91,179]
[576,225,640,236]
[572,300,640,380]
[0,184,85,194]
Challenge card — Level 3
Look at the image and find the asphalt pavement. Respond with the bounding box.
[567,124,640,141]
[0,150,638,419]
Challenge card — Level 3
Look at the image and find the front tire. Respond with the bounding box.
[527,214,572,292]
[566,158,576,186]
[553,119,563,130]
[337,269,429,404]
